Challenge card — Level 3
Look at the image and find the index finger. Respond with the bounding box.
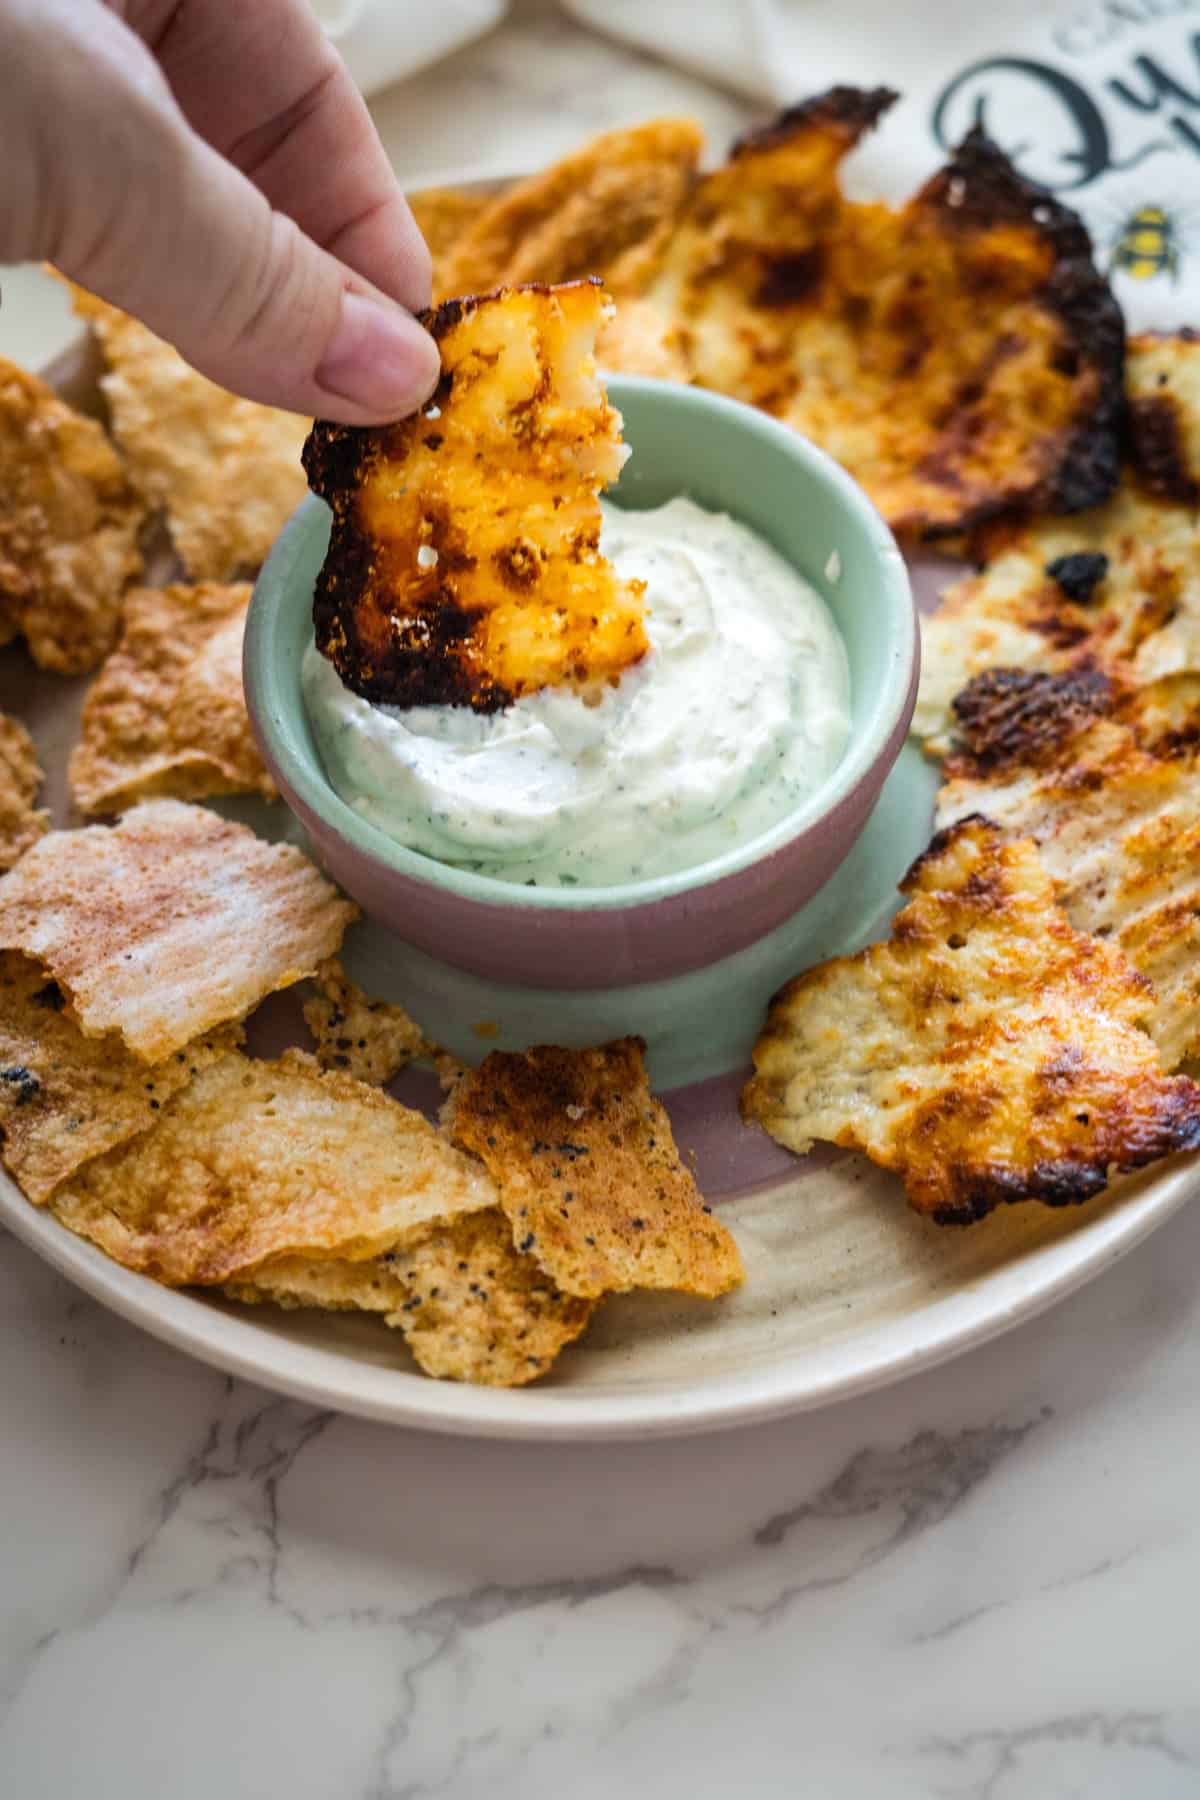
[126,0,432,312]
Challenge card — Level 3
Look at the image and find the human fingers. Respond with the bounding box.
[123,0,432,312]
[8,1,438,421]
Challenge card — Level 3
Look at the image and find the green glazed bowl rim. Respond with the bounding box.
[246,376,916,914]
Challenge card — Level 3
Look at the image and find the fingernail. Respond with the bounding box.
[316,290,439,416]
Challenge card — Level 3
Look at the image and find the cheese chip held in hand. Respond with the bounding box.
[303,280,648,712]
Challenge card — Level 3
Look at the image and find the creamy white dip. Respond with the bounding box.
[304,497,850,888]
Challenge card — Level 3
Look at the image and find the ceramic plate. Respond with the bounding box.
[2,258,1197,1442]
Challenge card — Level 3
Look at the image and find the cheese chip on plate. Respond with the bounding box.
[0,949,238,1204]
[0,800,356,1059]
[302,957,426,1084]
[936,670,1200,1069]
[742,817,1200,1223]
[450,1037,743,1299]
[69,581,273,814]
[913,480,1200,751]
[0,713,48,871]
[71,289,308,581]
[228,1209,593,1387]
[636,89,1123,537]
[0,357,143,672]
[437,119,704,299]
[51,1049,496,1285]
[304,280,648,711]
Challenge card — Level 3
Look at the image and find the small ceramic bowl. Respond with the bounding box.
[245,376,917,990]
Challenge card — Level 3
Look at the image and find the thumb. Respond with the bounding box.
[49,32,438,422]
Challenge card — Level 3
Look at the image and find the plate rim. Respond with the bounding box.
[4,1160,1195,1441]
[13,175,1199,1440]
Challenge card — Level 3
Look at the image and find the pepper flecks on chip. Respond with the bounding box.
[303,280,648,713]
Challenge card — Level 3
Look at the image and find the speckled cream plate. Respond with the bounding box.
[1,295,1197,1442]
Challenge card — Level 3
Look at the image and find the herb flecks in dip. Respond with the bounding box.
[304,497,850,888]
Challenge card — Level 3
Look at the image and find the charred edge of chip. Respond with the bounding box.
[900,813,998,894]
[930,1082,1200,1224]
[1044,550,1109,602]
[1127,393,1200,504]
[419,277,606,338]
[921,126,1125,521]
[304,422,514,713]
[730,85,898,160]
[947,667,1113,775]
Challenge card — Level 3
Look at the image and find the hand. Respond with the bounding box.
[0,0,440,421]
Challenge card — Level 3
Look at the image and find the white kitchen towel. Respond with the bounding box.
[309,0,507,100]
[563,0,1200,330]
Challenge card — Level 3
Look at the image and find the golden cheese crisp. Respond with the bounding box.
[450,1037,743,1299]
[1127,330,1200,504]
[937,670,1200,1069]
[638,89,1123,536]
[305,280,647,712]
[0,949,239,1204]
[71,289,309,580]
[227,1209,593,1387]
[408,185,492,298]
[302,958,426,1084]
[0,713,48,871]
[742,817,1200,1224]
[0,357,143,672]
[438,119,704,299]
[0,799,356,1059]
[51,1049,497,1285]
[68,581,273,815]
[913,482,1200,751]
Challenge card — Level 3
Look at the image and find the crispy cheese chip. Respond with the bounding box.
[438,119,704,299]
[68,582,272,814]
[304,280,647,711]
[227,1210,593,1386]
[302,957,426,1083]
[71,289,308,580]
[637,90,1123,536]
[408,185,492,298]
[742,817,1200,1223]
[51,1049,496,1285]
[937,670,1200,1068]
[0,950,239,1204]
[0,799,356,1059]
[914,481,1200,751]
[450,1037,743,1298]
[1127,330,1200,504]
[0,714,48,871]
[0,357,143,672]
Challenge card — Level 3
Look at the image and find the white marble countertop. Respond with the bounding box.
[3,6,1200,1794]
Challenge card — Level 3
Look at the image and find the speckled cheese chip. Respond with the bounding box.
[0,800,357,1059]
[1126,330,1200,503]
[227,1209,593,1387]
[742,817,1200,1224]
[71,288,309,581]
[0,950,239,1204]
[0,713,48,871]
[302,959,426,1084]
[51,1049,497,1285]
[449,1036,743,1299]
[69,581,274,815]
[0,357,143,672]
